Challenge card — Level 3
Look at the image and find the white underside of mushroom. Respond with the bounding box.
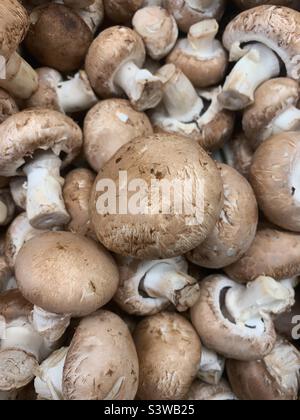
[31,306,71,345]
[197,346,225,385]
[23,151,70,229]
[219,43,280,111]
[269,106,300,138]
[225,276,295,325]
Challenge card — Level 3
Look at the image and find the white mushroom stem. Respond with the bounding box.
[10,178,27,210]
[114,61,162,111]
[56,71,98,113]
[219,43,280,111]
[225,276,295,324]
[75,0,103,33]
[140,262,200,311]
[157,64,203,122]
[197,347,225,385]
[188,19,219,56]
[280,277,299,292]
[197,86,222,127]
[31,306,71,345]
[0,52,38,99]
[23,151,70,229]
[34,347,68,401]
[270,106,300,135]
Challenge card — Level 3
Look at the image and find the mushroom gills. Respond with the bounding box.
[219,43,280,110]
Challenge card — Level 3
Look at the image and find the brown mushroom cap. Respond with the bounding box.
[63,168,95,237]
[249,131,300,232]
[243,78,300,149]
[90,133,224,259]
[0,109,82,177]
[227,339,300,400]
[233,0,300,10]
[225,224,300,283]
[24,4,93,73]
[15,231,119,316]
[164,0,225,33]
[83,99,153,172]
[187,164,258,269]
[85,26,145,99]
[63,310,139,400]
[103,0,143,24]
[0,289,32,321]
[134,312,201,400]
[0,89,18,124]
[223,6,300,81]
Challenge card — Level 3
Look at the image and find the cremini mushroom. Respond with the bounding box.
[103,0,143,23]
[134,312,201,400]
[233,0,300,9]
[225,224,300,283]
[191,274,294,360]
[0,189,15,227]
[243,78,300,149]
[227,338,300,400]
[26,68,98,114]
[250,131,300,232]
[62,168,95,237]
[83,99,153,172]
[186,379,237,400]
[114,256,200,315]
[0,109,82,229]
[197,346,225,385]
[132,6,178,61]
[164,0,225,33]
[0,0,38,99]
[167,19,227,88]
[152,65,234,150]
[63,310,139,400]
[90,133,224,259]
[187,164,258,269]
[85,26,163,111]
[219,6,300,110]
[0,89,18,124]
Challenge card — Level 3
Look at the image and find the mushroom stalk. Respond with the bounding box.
[31,306,71,345]
[186,0,216,8]
[157,64,203,122]
[115,61,162,111]
[34,347,67,401]
[56,71,98,114]
[219,43,280,111]
[23,151,70,229]
[188,19,219,56]
[75,0,103,33]
[271,106,300,135]
[140,262,200,311]
[197,346,225,385]
[225,276,295,324]
[0,52,38,99]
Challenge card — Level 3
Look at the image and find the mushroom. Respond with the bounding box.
[233,0,300,10]
[166,19,227,88]
[62,168,95,237]
[191,274,294,360]
[134,312,201,400]
[197,346,225,385]
[225,224,300,283]
[152,65,234,150]
[83,99,153,172]
[63,310,139,400]
[219,6,300,110]
[0,0,38,99]
[227,338,300,400]
[0,109,82,229]
[103,0,143,24]
[0,89,18,124]
[132,7,178,61]
[164,0,225,33]
[85,26,163,111]
[24,3,94,73]
[114,256,200,315]
[186,379,237,400]
[187,163,258,269]
[275,286,300,342]
[0,256,13,293]
[90,133,224,259]
[250,131,300,232]
[0,190,15,227]
[243,78,300,149]
[9,177,27,210]
[26,68,98,114]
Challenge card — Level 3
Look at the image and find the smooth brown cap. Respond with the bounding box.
[0,89,18,124]
[63,310,139,400]
[85,26,145,98]
[134,312,201,400]
[0,108,82,177]
[24,4,93,73]
[15,231,119,316]
[187,164,258,269]
[234,0,300,10]
[0,289,33,321]
[103,0,143,23]
[243,78,300,148]
[90,133,224,259]
[225,224,300,283]
[84,99,153,172]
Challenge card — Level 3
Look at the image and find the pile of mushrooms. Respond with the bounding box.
[0,0,299,401]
